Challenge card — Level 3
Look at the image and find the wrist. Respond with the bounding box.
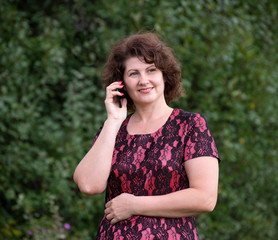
[104,118,123,129]
[132,195,140,216]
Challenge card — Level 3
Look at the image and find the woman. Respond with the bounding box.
[73,32,220,239]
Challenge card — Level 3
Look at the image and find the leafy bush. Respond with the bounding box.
[1,0,277,239]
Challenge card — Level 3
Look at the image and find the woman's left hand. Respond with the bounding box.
[105,193,136,225]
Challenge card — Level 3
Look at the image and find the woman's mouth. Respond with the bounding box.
[138,87,153,93]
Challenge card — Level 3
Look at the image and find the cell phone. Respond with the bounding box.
[117,88,126,108]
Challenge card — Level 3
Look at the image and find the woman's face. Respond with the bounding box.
[123,57,166,108]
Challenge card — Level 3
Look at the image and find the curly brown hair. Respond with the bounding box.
[102,32,183,111]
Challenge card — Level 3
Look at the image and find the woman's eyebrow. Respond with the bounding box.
[146,64,155,70]
[126,64,155,74]
[126,68,137,73]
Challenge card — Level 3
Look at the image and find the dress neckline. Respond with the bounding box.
[124,108,177,137]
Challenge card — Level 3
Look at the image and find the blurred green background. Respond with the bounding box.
[1,0,277,239]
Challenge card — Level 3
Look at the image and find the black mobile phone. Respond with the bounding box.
[117,88,126,108]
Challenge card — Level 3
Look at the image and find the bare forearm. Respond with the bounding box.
[105,157,219,224]
[73,119,122,195]
[105,188,217,225]
[133,188,217,218]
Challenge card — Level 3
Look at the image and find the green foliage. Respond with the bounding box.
[1,0,277,239]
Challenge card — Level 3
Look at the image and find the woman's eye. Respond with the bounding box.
[129,72,137,76]
[148,68,156,72]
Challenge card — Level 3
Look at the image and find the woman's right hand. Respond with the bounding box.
[104,81,127,122]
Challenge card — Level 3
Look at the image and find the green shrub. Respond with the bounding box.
[1,0,277,239]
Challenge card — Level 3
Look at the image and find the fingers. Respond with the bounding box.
[104,200,112,218]
[105,201,111,209]
[106,81,125,99]
[105,213,120,225]
[105,81,126,114]
[110,218,119,225]
[104,194,134,225]
[104,81,127,119]
[105,201,119,225]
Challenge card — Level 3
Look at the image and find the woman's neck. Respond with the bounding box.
[132,102,173,123]
[127,103,173,135]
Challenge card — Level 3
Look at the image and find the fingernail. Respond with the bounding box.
[119,84,124,87]
[118,81,122,83]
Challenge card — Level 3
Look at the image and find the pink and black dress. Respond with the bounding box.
[95,108,220,240]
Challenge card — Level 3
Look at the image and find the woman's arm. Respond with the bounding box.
[73,119,122,195]
[105,156,219,224]
[73,81,127,196]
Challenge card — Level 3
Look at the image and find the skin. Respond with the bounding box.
[105,156,219,225]
[124,57,165,111]
[74,57,219,226]
[122,57,173,134]
[73,80,127,195]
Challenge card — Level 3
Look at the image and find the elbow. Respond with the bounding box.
[73,175,106,196]
[78,184,105,196]
[203,195,218,213]
[205,200,217,213]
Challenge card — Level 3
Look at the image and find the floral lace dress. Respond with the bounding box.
[95,108,220,240]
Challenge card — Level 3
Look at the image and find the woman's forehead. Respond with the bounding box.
[125,57,155,71]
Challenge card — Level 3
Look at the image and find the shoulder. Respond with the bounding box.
[173,108,206,124]
[171,109,211,136]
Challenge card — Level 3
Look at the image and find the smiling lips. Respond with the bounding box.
[138,87,153,93]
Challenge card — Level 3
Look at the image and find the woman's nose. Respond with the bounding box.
[138,73,149,85]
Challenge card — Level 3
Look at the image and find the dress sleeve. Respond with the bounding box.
[184,113,220,162]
